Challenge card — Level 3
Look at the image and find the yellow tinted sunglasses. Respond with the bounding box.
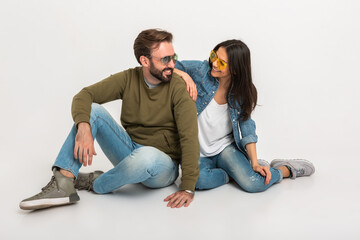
[210,50,227,70]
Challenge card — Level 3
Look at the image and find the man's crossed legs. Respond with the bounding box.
[20,103,178,210]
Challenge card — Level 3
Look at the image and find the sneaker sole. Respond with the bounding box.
[271,159,315,175]
[19,194,80,210]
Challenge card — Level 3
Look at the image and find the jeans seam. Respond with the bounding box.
[224,171,230,183]
[52,164,79,178]
[91,115,134,152]
[276,168,283,183]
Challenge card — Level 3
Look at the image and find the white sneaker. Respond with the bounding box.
[270,159,315,179]
[257,159,270,167]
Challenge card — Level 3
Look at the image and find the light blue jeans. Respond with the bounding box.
[196,143,283,192]
[53,103,179,194]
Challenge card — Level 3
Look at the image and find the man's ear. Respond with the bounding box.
[140,56,150,67]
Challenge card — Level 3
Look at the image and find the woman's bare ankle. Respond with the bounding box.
[279,166,290,178]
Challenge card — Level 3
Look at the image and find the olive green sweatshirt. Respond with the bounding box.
[71,67,200,191]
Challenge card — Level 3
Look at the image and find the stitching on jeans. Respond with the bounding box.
[91,115,133,151]
[224,171,229,183]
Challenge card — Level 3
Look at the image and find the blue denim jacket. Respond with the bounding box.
[175,60,258,157]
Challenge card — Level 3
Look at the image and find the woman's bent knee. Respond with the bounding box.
[195,168,229,190]
[235,176,267,193]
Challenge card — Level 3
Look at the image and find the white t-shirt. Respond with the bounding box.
[198,98,234,157]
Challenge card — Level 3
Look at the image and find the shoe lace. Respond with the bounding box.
[34,176,58,197]
[76,173,94,191]
[296,168,305,176]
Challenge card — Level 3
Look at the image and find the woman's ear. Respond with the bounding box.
[140,56,149,67]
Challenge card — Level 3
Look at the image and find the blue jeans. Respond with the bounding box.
[196,143,282,192]
[53,103,179,194]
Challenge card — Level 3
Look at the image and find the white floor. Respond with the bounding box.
[2,149,359,240]
[1,1,360,239]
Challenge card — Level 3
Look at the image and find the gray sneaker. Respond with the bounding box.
[74,171,103,192]
[270,159,315,179]
[19,169,80,210]
[257,159,270,167]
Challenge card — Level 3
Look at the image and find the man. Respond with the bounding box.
[20,29,199,210]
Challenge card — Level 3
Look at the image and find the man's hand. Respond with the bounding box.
[184,75,197,101]
[164,190,194,208]
[74,122,97,166]
[173,68,197,101]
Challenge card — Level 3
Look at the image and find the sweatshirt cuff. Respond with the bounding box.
[181,180,196,191]
[74,114,90,128]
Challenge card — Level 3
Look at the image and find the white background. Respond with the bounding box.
[1,0,359,239]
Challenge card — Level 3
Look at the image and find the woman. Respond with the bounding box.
[175,39,315,191]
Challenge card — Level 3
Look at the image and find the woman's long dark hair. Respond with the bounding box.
[210,39,257,121]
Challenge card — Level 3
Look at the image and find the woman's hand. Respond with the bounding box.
[245,143,271,185]
[253,165,272,185]
[174,69,197,101]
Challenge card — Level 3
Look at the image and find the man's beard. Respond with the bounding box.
[149,61,173,83]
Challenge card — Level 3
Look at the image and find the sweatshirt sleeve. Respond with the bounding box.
[172,80,200,191]
[71,70,128,126]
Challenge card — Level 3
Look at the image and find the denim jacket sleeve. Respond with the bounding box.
[175,60,205,81]
[238,117,258,149]
[229,101,258,152]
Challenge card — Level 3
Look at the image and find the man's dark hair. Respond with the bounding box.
[133,29,173,65]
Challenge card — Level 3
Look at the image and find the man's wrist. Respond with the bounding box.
[184,190,195,195]
[77,122,91,130]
